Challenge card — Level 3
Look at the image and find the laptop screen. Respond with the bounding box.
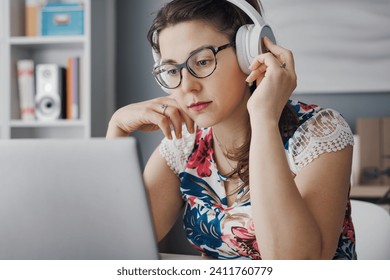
[0,138,159,260]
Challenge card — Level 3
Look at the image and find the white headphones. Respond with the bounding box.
[230,0,276,74]
[152,0,276,93]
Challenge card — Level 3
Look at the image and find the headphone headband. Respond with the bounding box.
[226,0,266,26]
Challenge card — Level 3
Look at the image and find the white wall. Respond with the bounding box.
[262,0,390,94]
[260,0,390,131]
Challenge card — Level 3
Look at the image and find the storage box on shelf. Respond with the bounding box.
[41,2,84,36]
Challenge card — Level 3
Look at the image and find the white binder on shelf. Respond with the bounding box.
[16,59,36,120]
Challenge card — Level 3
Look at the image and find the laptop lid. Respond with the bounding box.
[0,138,159,260]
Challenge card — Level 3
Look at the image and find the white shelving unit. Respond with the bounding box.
[0,0,115,139]
[0,0,6,139]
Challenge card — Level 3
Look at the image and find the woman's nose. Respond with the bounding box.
[180,68,201,93]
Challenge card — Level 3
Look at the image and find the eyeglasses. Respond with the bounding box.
[152,42,235,91]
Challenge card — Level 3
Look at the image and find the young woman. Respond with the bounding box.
[106,0,356,260]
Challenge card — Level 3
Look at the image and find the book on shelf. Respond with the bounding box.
[66,56,80,120]
[16,59,36,120]
[25,0,43,36]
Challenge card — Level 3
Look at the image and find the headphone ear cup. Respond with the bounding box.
[235,24,276,75]
[161,87,171,94]
[235,24,258,75]
[152,48,160,65]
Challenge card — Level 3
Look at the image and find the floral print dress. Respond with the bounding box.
[159,100,356,259]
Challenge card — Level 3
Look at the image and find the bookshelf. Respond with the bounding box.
[0,0,5,139]
[0,0,115,139]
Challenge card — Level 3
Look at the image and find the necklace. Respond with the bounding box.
[213,131,244,197]
[213,130,247,198]
[213,130,236,177]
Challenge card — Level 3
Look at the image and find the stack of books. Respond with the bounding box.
[16,56,81,121]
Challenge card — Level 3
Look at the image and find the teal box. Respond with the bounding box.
[41,3,84,36]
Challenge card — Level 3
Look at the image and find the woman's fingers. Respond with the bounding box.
[152,98,195,140]
[245,37,296,85]
[246,63,267,85]
[146,110,173,139]
[262,36,295,70]
[181,112,195,134]
[159,104,184,139]
[108,96,195,140]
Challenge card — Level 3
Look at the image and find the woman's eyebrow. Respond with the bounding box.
[161,44,212,64]
[161,58,176,64]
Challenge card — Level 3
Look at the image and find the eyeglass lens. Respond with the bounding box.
[155,47,217,89]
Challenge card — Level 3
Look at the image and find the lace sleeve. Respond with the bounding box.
[287,108,354,172]
[159,126,196,176]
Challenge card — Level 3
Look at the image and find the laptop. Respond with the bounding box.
[0,138,160,260]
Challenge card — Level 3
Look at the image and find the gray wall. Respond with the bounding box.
[91,0,116,137]
[116,0,167,162]
[294,92,390,133]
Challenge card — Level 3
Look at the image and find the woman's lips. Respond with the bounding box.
[188,101,212,112]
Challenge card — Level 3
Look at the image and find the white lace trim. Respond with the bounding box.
[287,108,354,172]
[159,125,196,176]
[159,110,353,176]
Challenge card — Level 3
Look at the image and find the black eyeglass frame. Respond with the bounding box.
[152,42,235,90]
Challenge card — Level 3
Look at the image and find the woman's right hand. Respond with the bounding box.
[106,97,194,139]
